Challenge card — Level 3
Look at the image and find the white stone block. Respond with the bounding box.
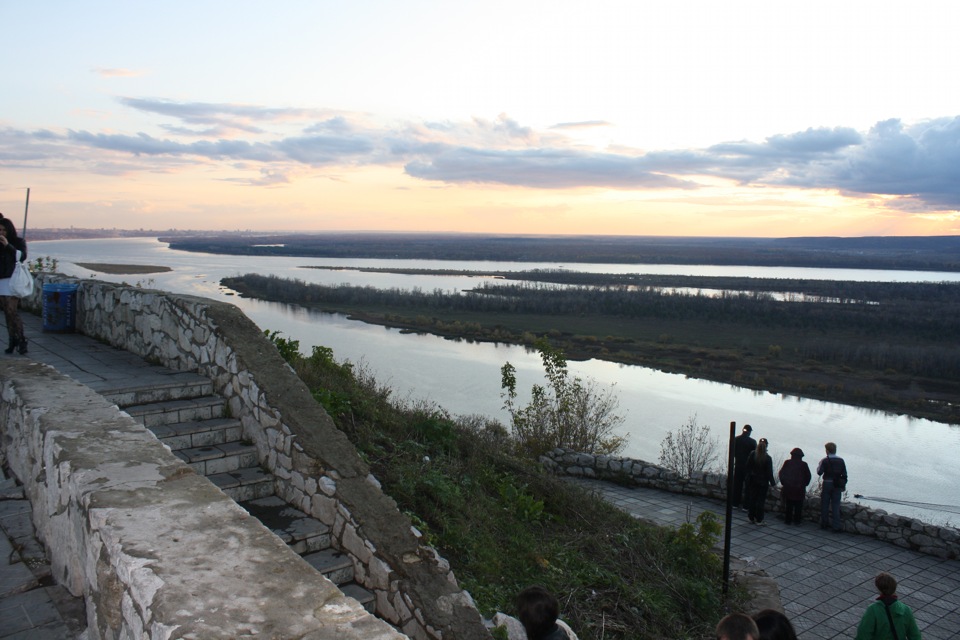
[318,476,337,496]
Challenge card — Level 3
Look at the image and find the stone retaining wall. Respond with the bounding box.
[542,449,960,560]
[20,276,490,640]
[0,360,404,639]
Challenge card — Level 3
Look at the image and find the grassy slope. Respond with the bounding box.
[282,342,740,640]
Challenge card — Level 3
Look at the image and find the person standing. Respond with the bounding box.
[732,424,757,509]
[0,216,28,355]
[817,442,848,532]
[744,438,776,525]
[855,572,921,640]
[778,448,812,525]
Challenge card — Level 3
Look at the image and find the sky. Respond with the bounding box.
[2,1,959,237]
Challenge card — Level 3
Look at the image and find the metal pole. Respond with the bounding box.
[22,187,30,239]
[722,420,735,597]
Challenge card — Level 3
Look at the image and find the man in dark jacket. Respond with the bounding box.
[732,425,756,509]
[817,442,848,532]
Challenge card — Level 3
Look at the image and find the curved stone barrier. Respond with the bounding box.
[0,360,403,639]
[20,276,490,640]
[541,448,960,560]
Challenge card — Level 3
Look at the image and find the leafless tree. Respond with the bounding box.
[659,415,721,477]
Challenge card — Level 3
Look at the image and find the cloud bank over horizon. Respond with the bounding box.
[3,97,959,214]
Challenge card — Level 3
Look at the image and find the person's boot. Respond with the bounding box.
[17,336,27,355]
[4,335,18,354]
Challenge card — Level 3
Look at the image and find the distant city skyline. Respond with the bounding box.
[2,1,958,236]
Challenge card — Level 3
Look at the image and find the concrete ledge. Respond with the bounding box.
[0,358,403,639]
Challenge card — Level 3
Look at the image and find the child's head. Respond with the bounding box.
[716,613,759,640]
[753,609,797,640]
[875,572,897,597]
[517,586,559,639]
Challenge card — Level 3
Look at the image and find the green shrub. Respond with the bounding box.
[264,330,301,363]
[501,340,626,458]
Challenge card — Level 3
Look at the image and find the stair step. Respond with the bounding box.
[174,442,258,475]
[87,373,386,623]
[239,496,332,554]
[100,373,214,407]
[302,549,355,585]
[124,396,225,428]
[341,583,376,613]
[209,467,275,502]
[149,418,244,451]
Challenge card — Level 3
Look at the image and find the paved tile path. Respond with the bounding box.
[574,478,960,639]
[3,310,959,639]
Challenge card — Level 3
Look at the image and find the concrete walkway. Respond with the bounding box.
[3,309,960,639]
[574,478,960,639]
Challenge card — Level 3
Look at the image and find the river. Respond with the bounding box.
[32,237,960,525]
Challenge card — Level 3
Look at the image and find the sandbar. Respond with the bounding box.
[74,263,172,275]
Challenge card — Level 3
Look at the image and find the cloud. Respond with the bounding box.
[754,118,960,209]
[93,68,145,78]
[273,132,374,164]
[623,120,960,211]
[221,167,292,187]
[405,147,697,189]
[117,98,338,136]
[550,120,612,130]
[66,130,280,162]
[4,98,959,211]
[708,127,862,161]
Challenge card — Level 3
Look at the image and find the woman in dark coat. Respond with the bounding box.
[778,448,812,525]
[0,216,28,354]
[744,438,776,525]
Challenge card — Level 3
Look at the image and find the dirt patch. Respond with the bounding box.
[75,263,172,275]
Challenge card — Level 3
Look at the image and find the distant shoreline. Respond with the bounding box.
[164,232,960,273]
[26,230,960,272]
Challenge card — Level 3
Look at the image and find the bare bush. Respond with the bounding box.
[658,415,721,477]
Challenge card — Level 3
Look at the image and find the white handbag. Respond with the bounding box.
[9,249,34,298]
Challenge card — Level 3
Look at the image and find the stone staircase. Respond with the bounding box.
[103,373,376,611]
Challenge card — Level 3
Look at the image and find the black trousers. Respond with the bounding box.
[732,465,747,507]
[0,296,24,342]
[746,483,769,522]
[784,498,803,524]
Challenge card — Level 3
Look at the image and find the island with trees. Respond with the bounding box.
[223,267,960,425]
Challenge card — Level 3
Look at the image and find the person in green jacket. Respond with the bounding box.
[855,572,921,640]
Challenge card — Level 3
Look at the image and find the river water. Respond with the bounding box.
[32,237,960,525]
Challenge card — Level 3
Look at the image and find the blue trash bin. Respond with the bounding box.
[42,283,80,332]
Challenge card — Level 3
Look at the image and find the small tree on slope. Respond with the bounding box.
[501,339,627,458]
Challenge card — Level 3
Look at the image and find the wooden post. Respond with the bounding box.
[722,420,735,597]
[22,187,30,240]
